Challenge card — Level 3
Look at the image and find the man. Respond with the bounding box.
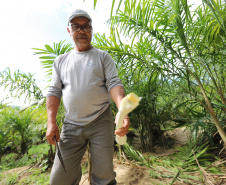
[46,9,130,185]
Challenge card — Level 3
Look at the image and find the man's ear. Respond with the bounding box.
[67,27,71,36]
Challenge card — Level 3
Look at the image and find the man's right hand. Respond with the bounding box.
[46,122,60,145]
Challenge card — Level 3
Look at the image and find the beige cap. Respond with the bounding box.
[68,9,92,25]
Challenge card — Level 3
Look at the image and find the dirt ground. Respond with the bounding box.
[80,162,160,185]
[1,128,225,185]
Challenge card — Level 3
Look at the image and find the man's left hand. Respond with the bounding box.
[114,113,130,137]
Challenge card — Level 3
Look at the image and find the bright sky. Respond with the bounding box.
[0,0,202,106]
[0,0,115,106]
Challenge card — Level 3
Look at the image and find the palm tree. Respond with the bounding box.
[89,0,226,147]
[0,106,42,154]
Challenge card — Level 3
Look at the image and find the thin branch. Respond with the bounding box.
[192,149,216,185]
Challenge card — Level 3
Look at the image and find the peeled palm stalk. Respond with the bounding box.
[116,92,141,145]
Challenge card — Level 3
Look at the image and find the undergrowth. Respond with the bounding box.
[0,168,50,185]
[0,143,50,173]
[17,168,50,185]
[0,173,19,185]
[122,142,225,184]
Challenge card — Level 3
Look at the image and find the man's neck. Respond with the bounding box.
[74,44,93,52]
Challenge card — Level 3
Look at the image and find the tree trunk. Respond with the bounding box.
[208,108,226,148]
[21,141,27,154]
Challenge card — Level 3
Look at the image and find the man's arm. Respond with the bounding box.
[110,86,130,137]
[46,95,61,145]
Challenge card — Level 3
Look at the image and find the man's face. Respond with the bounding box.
[67,17,92,51]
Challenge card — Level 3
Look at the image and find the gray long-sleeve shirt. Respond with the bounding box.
[46,47,123,125]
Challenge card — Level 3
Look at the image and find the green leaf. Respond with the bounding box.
[39,56,56,59]
[212,101,226,108]
[45,45,55,53]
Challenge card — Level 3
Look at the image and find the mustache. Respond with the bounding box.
[76,34,88,39]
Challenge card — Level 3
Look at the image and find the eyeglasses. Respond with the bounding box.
[70,24,92,33]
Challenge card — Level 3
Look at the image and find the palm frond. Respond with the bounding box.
[33,40,73,78]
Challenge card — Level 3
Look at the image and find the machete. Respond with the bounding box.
[54,136,67,173]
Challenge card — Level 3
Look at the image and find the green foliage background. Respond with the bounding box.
[0,0,225,184]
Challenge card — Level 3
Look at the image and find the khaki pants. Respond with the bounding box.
[50,106,116,185]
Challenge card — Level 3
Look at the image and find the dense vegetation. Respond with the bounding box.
[0,0,225,184]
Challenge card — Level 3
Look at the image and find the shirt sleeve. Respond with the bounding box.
[103,53,124,92]
[46,57,63,99]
